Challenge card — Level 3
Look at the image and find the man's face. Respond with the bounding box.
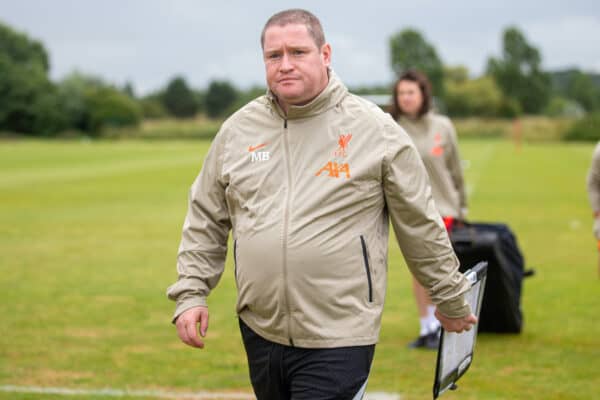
[263,23,331,111]
[396,80,423,118]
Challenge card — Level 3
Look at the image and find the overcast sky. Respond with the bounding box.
[2,1,599,95]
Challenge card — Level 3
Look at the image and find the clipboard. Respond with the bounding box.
[433,261,488,399]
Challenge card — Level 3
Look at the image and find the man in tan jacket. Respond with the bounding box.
[167,8,476,400]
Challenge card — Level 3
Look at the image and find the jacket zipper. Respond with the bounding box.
[282,118,294,346]
[360,235,373,302]
[233,239,238,282]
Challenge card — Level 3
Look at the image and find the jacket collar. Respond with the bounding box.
[266,69,348,120]
[398,111,434,122]
[397,111,434,128]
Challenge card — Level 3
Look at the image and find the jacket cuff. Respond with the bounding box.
[436,295,472,319]
[172,296,207,324]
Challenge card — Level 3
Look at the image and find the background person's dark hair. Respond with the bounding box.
[390,69,433,120]
[261,9,325,49]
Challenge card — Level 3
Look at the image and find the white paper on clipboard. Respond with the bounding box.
[433,261,487,399]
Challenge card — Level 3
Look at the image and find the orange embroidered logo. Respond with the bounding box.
[430,133,443,156]
[315,161,351,178]
[334,134,352,157]
[248,143,268,152]
[317,134,353,178]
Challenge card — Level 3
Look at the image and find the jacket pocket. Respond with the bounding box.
[360,235,373,303]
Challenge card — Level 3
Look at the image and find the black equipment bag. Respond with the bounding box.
[449,222,533,333]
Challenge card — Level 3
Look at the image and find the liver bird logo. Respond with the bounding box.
[431,132,444,156]
[335,133,352,157]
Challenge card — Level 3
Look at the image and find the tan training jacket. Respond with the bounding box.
[587,142,600,213]
[397,113,467,219]
[167,72,471,348]
[587,142,600,239]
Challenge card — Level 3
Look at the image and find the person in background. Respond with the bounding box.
[390,69,468,349]
[167,10,477,399]
[586,141,600,278]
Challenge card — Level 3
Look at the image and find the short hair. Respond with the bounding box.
[390,69,433,120]
[261,9,325,49]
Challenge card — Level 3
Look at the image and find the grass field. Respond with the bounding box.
[1,137,599,399]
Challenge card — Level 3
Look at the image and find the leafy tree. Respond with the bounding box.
[0,21,49,72]
[389,28,445,98]
[566,71,599,111]
[544,96,585,117]
[486,26,551,114]
[228,85,265,113]
[122,81,136,98]
[85,87,141,134]
[549,69,600,112]
[550,69,578,93]
[54,72,141,134]
[205,80,238,119]
[563,112,600,141]
[139,93,168,119]
[56,72,105,131]
[445,75,504,117]
[163,76,197,118]
[0,21,65,135]
[496,97,522,118]
[193,89,206,114]
[30,87,69,135]
[443,65,521,117]
[0,56,68,135]
[444,65,469,85]
[348,84,391,95]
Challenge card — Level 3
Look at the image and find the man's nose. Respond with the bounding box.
[280,53,293,71]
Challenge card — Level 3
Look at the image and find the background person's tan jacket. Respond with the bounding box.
[586,141,600,239]
[167,72,471,348]
[397,113,467,219]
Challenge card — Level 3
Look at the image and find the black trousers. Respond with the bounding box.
[239,319,375,400]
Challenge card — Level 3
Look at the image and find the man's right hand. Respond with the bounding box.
[435,309,477,333]
[175,306,209,348]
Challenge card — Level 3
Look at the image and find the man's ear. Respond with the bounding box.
[321,43,332,67]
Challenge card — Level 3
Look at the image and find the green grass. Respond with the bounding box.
[1,138,599,399]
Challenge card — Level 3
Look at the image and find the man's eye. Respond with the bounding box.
[293,50,305,55]
[267,53,281,60]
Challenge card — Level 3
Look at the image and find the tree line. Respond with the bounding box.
[1,20,599,137]
[389,27,600,118]
[0,21,253,137]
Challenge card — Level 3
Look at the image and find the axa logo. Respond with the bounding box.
[248,142,270,162]
[317,133,352,179]
[316,161,350,178]
[334,133,352,157]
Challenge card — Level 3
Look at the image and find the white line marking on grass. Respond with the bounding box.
[0,385,402,400]
[364,392,402,400]
[0,385,254,399]
[464,142,497,198]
